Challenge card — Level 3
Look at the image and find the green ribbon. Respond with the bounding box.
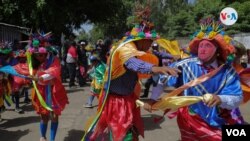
[4,94,13,105]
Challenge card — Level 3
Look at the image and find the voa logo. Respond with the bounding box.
[220,7,238,26]
[226,129,246,136]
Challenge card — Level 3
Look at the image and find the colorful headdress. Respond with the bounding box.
[123,5,160,42]
[189,17,235,62]
[27,31,52,54]
[14,50,26,58]
[0,41,12,54]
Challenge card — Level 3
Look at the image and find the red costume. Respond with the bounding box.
[32,56,68,115]
[12,63,30,92]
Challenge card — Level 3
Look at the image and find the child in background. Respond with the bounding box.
[84,55,106,108]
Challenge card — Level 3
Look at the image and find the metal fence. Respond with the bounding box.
[0,22,30,43]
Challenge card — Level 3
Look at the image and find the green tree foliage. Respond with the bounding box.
[150,0,250,38]
[226,1,250,34]
[0,0,124,39]
[1,0,250,41]
[86,0,134,43]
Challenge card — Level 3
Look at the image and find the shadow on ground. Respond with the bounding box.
[66,88,84,94]
[0,129,29,141]
[64,129,85,141]
[143,114,165,131]
[21,104,34,112]
[0,116,39,129]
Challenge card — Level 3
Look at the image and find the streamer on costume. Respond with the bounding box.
[136,64,224,111]
[83,29,161,140]
[82,3,173,140]
[0,65,28,78]
[82,40,132,140]
[26,52,52,111]
[4,81,12,106]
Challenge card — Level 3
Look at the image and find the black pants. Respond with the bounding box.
[12,92,20,109]
[77,66,86,86]
[143,77,154,97]
[67,63,77,87]
[61,63,69,82]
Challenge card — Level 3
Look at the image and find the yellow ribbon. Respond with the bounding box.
[156,39,181,55]
[137,94,213,111]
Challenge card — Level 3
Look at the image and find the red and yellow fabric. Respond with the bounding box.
[233,63,250,104]
[0,81,4,108]
[83,39,158,141]
[31,57,69,115]
[0,96,3,108]
[12,63,30,92]
[0,79,12,107]
[107,42,147,80]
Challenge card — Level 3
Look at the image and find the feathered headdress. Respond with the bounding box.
[123,3,159,42]
[189,17,235,63]
[27,31,52,54]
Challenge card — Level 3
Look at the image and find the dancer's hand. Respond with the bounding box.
[143,100,157,113]
[29,75,43,82]
[143,102,153,113]
[203,94,221,107]
[151,66,181,76]
[172,55,181,61]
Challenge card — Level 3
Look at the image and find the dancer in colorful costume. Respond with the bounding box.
[232,40,250,104]
[0,42,13,120]
[0,72,10,121]
[84,55,106,108]
[83,6,180,141]
[143,18,243,141]
[27,33,69,141]
[11,50,31,113]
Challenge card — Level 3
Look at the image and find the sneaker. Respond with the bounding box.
[69,84,77,88]
[0,106,5,113]
[15,108,24,114]
[24,98,31,103]
[84,104,93,108]
[40,137,47,141]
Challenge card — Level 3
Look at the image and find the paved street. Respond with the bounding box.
[1,83,250,141]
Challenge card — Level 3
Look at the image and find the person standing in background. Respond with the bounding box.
[66,41,78,87]
[77,40,88,87]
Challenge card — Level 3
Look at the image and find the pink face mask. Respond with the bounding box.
[198,40,217,63]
